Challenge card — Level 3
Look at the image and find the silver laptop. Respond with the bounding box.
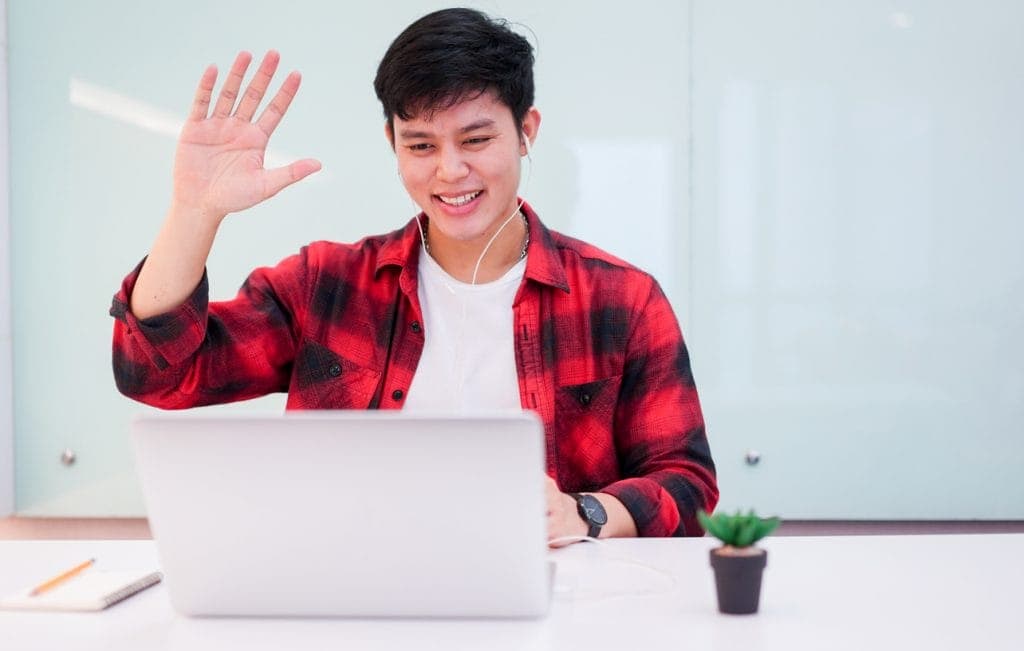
[131,411,550,618]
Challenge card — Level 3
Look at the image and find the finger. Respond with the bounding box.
[255,71,302,138]
[211,51,254,118]
[262,158,322,199]
[234,50,281,122]
[188,64,218,121]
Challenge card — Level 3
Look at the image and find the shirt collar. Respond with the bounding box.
[375,200,570,294]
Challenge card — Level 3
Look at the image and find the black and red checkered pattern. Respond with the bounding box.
[110,202,718,536]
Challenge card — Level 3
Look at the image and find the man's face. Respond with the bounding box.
[390,91,539,254]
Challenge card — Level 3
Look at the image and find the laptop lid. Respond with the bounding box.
[131,411,550,618]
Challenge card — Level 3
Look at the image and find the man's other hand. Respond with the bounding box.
[545,475,587,547]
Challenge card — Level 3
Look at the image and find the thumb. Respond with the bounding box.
[263,158,322,198]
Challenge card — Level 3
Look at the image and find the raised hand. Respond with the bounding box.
[172,50,321,221]
[130,51,320,320]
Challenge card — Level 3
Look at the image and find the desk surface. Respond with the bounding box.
[2,534,1021,651]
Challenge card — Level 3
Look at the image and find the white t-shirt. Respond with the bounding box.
[403,250,526,412]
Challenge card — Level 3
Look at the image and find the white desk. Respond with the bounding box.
[2,535,1021,651]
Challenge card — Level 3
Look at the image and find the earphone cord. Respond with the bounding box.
[412,137,534,407]
[469,198,527,285]
[546,536,678,601]
[414,141,533,286]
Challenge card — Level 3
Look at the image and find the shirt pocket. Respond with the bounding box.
[288,339,382,410]
[554,374,623,491]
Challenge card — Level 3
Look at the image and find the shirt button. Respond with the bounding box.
[328,363,342,377]
[411,321,422,334]
[579,393,592,406]
[392,389,405,401]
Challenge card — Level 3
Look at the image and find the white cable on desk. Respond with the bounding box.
[548,536,678,602]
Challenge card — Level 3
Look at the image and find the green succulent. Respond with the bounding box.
[698,509,780,547]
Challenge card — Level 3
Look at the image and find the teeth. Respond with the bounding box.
[437,191,481,206]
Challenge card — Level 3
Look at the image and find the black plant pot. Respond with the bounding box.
[709,547,767,614]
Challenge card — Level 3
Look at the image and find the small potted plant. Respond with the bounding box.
[698,509,780,615]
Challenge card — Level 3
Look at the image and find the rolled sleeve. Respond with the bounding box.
[605,280,718,537]
[110,248,308,409]
[110,257,210,371]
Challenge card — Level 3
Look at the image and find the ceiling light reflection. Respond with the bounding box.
[68,78,299,170]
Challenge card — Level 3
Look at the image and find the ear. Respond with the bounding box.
[384,120,395,150]
[519,107,542,155]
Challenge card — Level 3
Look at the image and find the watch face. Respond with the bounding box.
[578,494,609,526]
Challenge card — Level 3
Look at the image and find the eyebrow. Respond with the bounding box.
[397,119,497,140]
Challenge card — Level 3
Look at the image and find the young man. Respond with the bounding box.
[110,8,717,542]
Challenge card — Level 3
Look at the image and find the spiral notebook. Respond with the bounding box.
[0,568,163,612]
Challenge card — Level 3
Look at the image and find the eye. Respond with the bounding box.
[465,136,492,146]
[406,143,433,152]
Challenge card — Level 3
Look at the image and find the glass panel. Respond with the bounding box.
[691,0,1024,517]
[7,1,690,514]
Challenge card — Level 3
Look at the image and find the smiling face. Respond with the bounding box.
[390,91,540,262]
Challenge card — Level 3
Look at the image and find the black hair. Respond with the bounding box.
[374,8,535,132]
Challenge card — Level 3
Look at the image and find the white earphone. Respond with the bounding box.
[404,125,535,409]
[411,128,534,279]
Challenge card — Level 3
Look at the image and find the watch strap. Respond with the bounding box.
[569,492,604,538]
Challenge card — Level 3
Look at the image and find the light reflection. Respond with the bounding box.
[68,78,300,172]
[718,81,758,295]
[567,140,677,303]
[889,12,914,29]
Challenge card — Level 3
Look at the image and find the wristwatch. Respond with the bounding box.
[569,493,608,538]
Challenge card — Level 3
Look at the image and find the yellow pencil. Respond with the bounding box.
[29,558,96,596]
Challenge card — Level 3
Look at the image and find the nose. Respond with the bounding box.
[436,145,469,182]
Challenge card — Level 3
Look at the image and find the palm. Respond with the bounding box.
[172,51,320,218]
[174,118,273,214]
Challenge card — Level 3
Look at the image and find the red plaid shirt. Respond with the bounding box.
[110,203,717,536]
